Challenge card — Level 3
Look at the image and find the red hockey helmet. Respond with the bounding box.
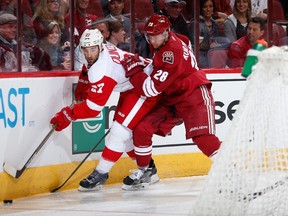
[144,14,171,36]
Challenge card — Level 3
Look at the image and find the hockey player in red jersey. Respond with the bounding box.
[121,14,221,190]
[50,28,160,191]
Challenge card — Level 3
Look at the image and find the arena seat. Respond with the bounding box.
[279,36,288,46]
[264,23,286,46]
[124,0,154,21]
[272,0,285,21]
[208,48,229,68]
[86,0,105,18]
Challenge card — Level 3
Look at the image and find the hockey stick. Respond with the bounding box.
[87,14,131,27]
[219,175,288,202]
[3,102,76,178]
[51,128,111,193]
[3,125,56,178]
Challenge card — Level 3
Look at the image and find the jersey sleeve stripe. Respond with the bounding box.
[86,99,103,112]
[143,76,160,97]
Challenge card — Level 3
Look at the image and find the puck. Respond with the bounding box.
[3,200,13,204]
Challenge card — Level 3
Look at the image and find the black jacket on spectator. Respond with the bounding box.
[158,9,193,44]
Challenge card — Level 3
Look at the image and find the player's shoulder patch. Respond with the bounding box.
[162,51,174,64]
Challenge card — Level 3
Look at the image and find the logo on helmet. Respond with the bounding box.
[80,29,103,49]
[159,18,166,23]
[145,14,171,36]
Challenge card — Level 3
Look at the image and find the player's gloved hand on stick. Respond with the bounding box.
[121,55,145,78]
[50,106,76,131]
[74,66,89,102]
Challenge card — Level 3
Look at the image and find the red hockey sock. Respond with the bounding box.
[126,150,136,161]
[193,134,221,157]
[101,146,123,162]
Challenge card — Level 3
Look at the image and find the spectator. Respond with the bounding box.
[0,13,52,71]
[32,0,69,45]
[0,0,38,44]
[64,0,99,45]
[159,0,193,43]
[213,0,233,24]
[228,16,265,68]
[105,0,150,55]
[106,0,152,57]
[0,12,17,71]
[36,20,70,70]
[193,0,230,68]
[105,0,131,42]
[107,19,128,51]
[224,0,252,43]
[94,21,110,43]
[230,0,266,19]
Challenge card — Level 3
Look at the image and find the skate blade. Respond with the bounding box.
[150,174,160,185]
[78,185,103,192]
[122,183,149,191]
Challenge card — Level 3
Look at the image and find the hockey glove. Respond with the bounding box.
[74,66,89,102]
[50,106,76,131]
[121,55,145,78]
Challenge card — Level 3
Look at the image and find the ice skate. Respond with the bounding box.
[78,169,108,192]
[122,168,151,190]
[122,158,160,190]
[148,158,160,184]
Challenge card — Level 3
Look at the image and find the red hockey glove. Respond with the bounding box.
[50,106,76,131]
[121,55,145,78]
[74,66,89,102]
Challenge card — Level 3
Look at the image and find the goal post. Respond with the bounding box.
[192,46,288,216]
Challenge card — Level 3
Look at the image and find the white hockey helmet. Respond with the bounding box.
[80,29,104,50]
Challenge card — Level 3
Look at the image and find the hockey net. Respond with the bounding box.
[192,46,288,216]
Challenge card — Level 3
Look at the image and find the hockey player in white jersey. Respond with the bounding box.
[50,29,160,191]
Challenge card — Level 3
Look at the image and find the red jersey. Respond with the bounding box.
[65,11,98,45]
[131,32,211,105]
[228,35,252,68]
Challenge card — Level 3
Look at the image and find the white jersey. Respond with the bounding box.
[72,43,153,120]
[89,43,152,93]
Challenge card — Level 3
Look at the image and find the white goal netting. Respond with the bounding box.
[192,46,288,216]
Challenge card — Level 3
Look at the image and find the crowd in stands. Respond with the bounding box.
[0,0,287,71]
